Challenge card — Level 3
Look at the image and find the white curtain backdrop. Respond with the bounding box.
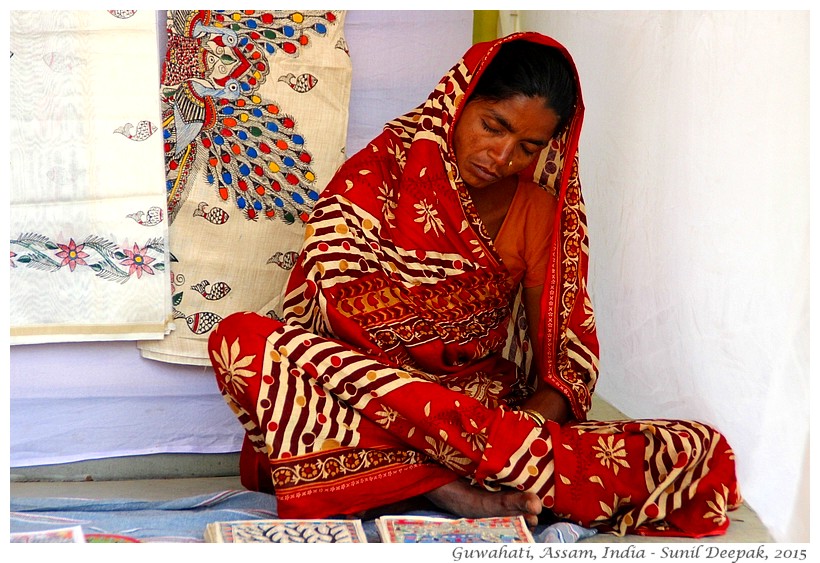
[515,10,810,543]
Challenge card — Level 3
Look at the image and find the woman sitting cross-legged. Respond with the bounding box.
[208,32,741,537]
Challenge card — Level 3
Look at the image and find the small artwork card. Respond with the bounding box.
[376,515,534,543]
[10,525,86,543]
[205,518,368,543]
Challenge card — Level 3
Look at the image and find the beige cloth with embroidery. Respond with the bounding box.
[139,10,352,365]
[9,10,171,344]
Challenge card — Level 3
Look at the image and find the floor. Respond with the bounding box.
[10,399,773,544]
[10,475,772,543]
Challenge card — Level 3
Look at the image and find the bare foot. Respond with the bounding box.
[424,479,542,527]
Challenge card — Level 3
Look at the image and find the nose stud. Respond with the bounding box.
[508,160,513,167]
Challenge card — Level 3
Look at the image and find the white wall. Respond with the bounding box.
[345,10,473,154]
[517,10,810,543]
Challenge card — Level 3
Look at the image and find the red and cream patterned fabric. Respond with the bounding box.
[209,32,741,537]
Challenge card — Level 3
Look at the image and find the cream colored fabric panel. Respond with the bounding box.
[139,10,351,365]
[9,10,171,344]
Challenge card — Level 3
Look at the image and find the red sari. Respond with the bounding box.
[208,32,741,537]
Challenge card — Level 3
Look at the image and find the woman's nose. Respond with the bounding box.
[488,140,514,167]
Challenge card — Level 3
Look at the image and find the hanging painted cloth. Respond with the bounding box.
[9,10,171,344]
[138,10,352,365]
[208,32,742,537]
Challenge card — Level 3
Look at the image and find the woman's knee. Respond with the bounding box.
[208,311,282,349]
[207,311,284,394]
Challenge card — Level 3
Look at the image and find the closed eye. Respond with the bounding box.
[481,120,501,134]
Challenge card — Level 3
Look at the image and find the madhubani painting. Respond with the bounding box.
[139,10,352,364]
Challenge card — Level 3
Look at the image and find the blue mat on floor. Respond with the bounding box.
[10,490,597,543]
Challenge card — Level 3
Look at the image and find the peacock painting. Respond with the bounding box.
[161,10,340,225]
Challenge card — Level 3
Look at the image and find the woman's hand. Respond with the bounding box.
[522,383,571,425]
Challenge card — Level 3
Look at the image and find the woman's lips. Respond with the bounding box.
[471,163,501,184]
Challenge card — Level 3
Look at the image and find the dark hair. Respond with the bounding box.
[470,40,577,135]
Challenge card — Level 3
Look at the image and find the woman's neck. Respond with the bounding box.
[467,175,519,240]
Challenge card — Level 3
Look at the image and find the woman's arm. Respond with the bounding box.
[520,284,571,424]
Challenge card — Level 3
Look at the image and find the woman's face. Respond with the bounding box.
[453,95,560,189]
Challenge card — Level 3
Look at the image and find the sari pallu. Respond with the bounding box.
[209,32,741,536]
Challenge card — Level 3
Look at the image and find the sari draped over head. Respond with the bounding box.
[209,32,741,537]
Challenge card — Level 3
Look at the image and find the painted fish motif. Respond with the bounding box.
[114,120,157,141]
[42,52,85,71]
[191,279,231,300]
[194,202,230,225]
[267,250,298,270]
[46,167,66,184]
[186,311,222,334]
[108,10,137,19]
[46,164,86,185]
[127,206,164,226]
[278,72,318,93]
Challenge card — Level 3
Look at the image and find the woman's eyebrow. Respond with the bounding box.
[488,109,548,146]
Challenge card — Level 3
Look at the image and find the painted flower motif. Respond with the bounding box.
[367,450,386,466]
[375,405,399,429]
[564,235,580,258]
[561,260,578,282]
[377,181,397,226]
[387,142,407,171]
[10,251,17,268]
[55,238,90,272]
[461,427,488,452]
[342,451,365,470]
[211,336,257,396]
[592,435,631,475]
[414,199,445,236]
[565,185,581,206]
[298,461,322,480]
[562,287,578,311]
[581,293,597,332]
[121,243,155,278]
[423,436,471,472]
[272,466,300,487]
[594,492,632,522]
[323,459,342,478]
[703,485,729,525]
